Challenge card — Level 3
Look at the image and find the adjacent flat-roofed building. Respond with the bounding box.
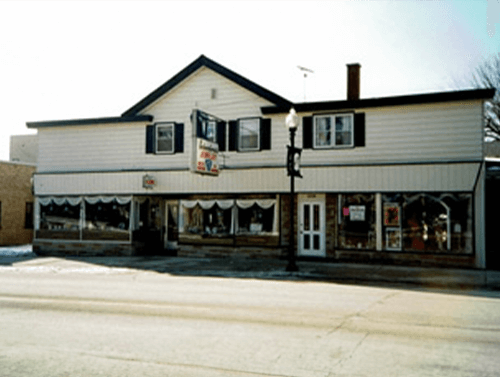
[27,55,496,268]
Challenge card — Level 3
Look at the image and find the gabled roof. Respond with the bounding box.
[122,55,292,117]
[262,88,495,114]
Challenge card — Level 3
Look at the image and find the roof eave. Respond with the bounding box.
[27,115,153,128]
[261,88,496,115]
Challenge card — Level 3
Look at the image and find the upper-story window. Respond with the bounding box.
[314,114,353,148]
[205,120,217,143]
[156,123,175,153]
[194,110,223,147]
[239,118,260,151]
[302,112,365,150]
[146,123,184,155]
[227,117,271,152]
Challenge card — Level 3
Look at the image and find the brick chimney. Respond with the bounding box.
[347,63,361,101]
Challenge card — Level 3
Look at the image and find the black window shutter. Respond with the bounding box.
[146,125,155,154]
[354,113,365,147]
[302,116,313,149]
[260,118,271,150]
[217,121,226,151]
[228,120,238,151]
[174,123,184,153]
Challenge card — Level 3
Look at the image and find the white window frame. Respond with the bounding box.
[313,113,354,149]
[156,123,175,154]
[238,118,260,152]
[204,120,217,143]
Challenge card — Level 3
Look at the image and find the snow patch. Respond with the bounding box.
[0,244,34,256]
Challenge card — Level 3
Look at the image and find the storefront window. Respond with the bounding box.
[382,193,473,254]
[236,202,275,234]
[36,196,132,242]
[38,198,81,240]
[179,198,277,240]
[180,200,234,237]
[83,199,131,241]
[338,194,376,250]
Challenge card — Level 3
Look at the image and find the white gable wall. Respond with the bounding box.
[37,67,277,174]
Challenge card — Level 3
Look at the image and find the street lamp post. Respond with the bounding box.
[285,108,300,272]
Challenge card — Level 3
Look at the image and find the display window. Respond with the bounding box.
[83,199,131,241]
[38,198,81,240]
[338,194,376,250]
[180,200,234,237]
[382,193,473,254]
[36,196,132,242]
[179,198,277,241]
[236,199,276,234]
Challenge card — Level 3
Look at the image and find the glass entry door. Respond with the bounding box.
[298,196,326,257]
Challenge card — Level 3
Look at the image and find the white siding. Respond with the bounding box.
[297,100,484,167]
[36,64,484,175]
[37,122,152,173]
[34,163,480,196]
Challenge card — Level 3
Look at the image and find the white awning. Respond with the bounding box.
[85,196,132,205]
[38,196,83,206]
[236,199,276,209]
[181,199,235,210]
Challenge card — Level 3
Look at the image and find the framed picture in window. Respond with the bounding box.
[384,203,400,227]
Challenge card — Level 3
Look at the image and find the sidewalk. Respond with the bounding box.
[42,255,500,290]
[2,247,500,290]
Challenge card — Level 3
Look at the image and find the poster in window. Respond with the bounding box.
[349,205,365,221]
[385,227,402,250]
[384,203,400,226]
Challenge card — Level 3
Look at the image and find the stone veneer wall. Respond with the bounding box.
[177,244,286,259]
[0,162,35,246]
[33,240,135,257]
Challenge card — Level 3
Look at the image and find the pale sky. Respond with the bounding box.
[0,0,499,161]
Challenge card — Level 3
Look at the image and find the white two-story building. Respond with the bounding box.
[27,55,495,269]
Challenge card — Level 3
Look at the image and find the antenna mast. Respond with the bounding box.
[297,66,314,101]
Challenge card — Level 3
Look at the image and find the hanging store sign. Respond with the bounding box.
[190,109,222,176]
[196,138,219,175]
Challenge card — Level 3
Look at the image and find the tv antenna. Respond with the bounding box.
[297,66,314,101]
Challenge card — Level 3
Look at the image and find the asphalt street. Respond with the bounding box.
[1,255,500,376]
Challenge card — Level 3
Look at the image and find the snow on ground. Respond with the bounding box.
[0,245,34,256]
